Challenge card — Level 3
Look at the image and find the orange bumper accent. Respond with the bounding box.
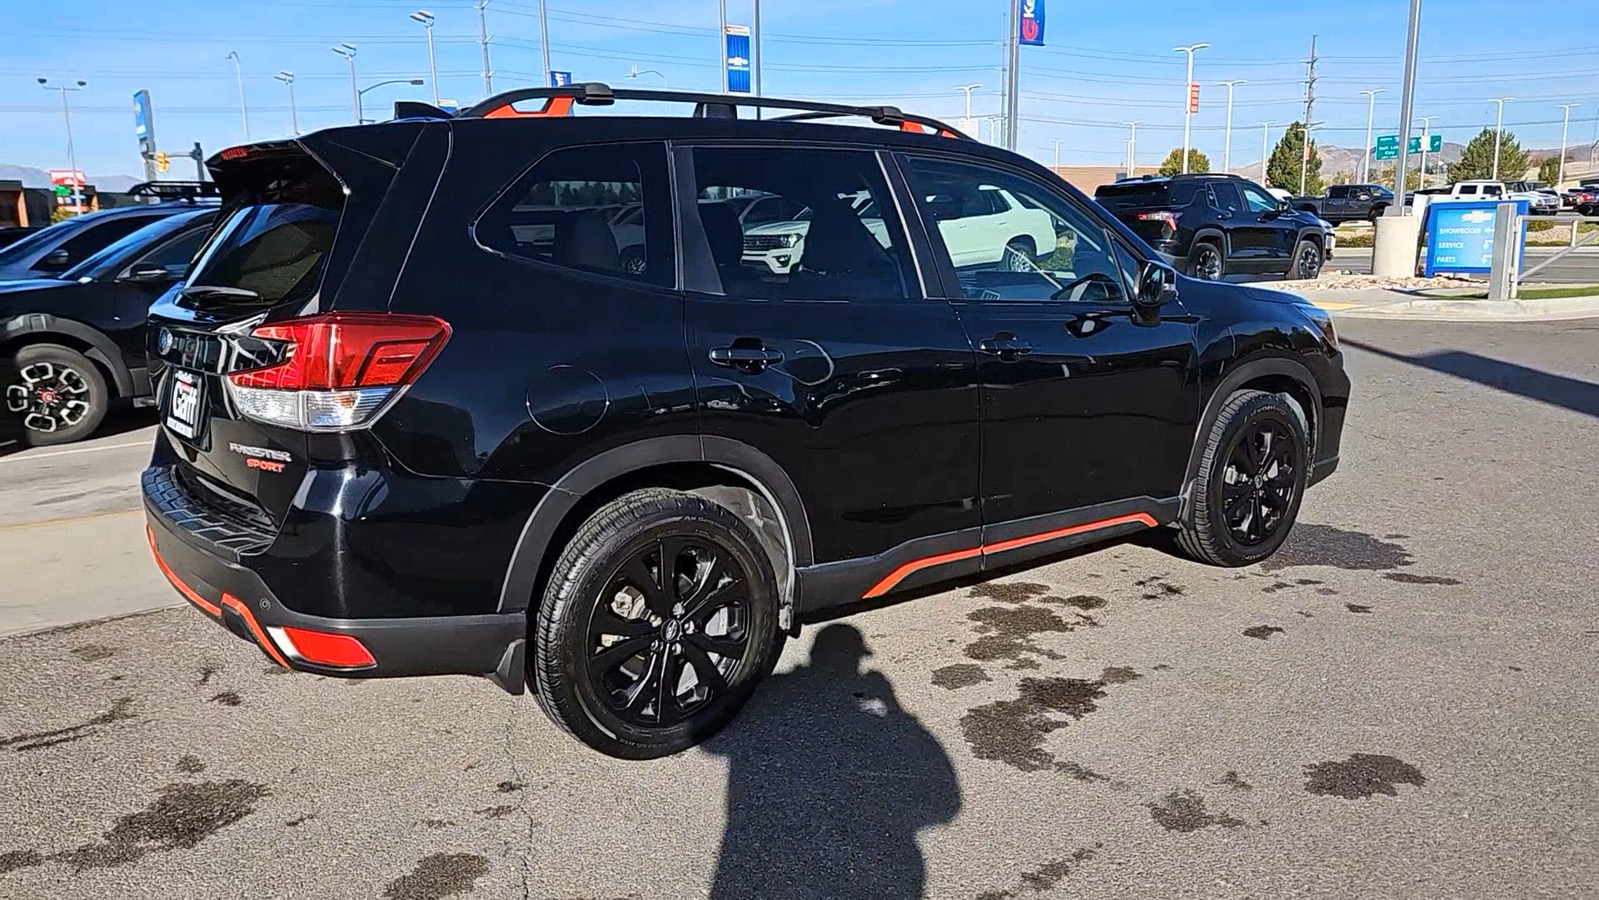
[146,525,289,667]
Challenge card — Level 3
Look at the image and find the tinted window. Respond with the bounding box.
[903,155,1130,304]
[477,142,673,287]
[41,216,162,270]
[1238,183,1279,213]
[1328,186,1349,199]
[136,227,209,274]
[1211,183,1246,214]
[1482,184,1503,197]
[1094,182,1170,209]
[184,160,342,307]
[691,147,913,301]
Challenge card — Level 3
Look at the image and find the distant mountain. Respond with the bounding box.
[1231,140,1467,187]
[0,164,140,193]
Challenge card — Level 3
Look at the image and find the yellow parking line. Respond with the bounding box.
[0,508,143,533]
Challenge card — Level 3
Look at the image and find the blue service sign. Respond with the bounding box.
[1424,200,1529,276]
[1019,0,1046,46]
[549,71,572,87]
[725,25,752,93]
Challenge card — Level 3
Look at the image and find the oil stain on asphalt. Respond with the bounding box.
[0,697,134,753]
[0,850,43,875]
[970,582,1051,603]
[931,663,990,690]
[383,852,490,900]
[1146,789,1246,832]
[960,672,1132,773]
[1242,626,1285,640]
[965,606,1079,667]
[1346,604,1374,614]
[1304,754,1426,799]
[1261,524,1415,572]
[1383,573,1464,586]
[53,779,270,872]
[975,845,1099,899]
[209,691,242,707]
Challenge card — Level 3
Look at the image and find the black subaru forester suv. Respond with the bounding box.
[144,85,1348,759]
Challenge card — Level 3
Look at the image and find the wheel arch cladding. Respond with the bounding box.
[496,436,812,630]
[1182,357,1321,508]
[1191,228,1228,257]
[2,316,133,397]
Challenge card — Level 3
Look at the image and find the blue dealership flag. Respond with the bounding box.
[1019,0,1046,47]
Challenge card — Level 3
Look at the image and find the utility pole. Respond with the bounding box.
[1052,139,1062,169]
[477,0,493,95]
[1416,115,1435,188]
[1360,88,1386,183]
[1174,43,1209,174]
[276,71,298,135]
[1299,35,1318,194]
[538,0,551,86]
[37,78,86,214]
[226,51,249,140]
[1557,104,1578,186]
[719,0,728,93]
[1393,0,1421,210]
[1490,97,1513,180]
[1005,0,1021,150]
[753,0,763,100]
[1219,79,1245,174]
[333,44,359,124]
[1125,121,1139,177]
[410,11,440,107]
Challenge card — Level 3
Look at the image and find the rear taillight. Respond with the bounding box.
[225,312,450,431]
[1135,211,1180,229]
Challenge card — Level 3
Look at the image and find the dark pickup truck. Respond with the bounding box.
[1292,184,1393,224]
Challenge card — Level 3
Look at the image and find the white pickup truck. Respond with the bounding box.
[1418,180,1560,214]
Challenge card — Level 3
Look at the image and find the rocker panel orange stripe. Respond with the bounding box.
[147,526,222,617]
[861,513,1159,599]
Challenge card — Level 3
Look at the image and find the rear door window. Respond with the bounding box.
[475,142,674,287]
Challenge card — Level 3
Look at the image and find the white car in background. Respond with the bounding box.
[741,192,890,275]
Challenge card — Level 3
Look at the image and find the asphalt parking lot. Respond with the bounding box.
[2,317,1597,900]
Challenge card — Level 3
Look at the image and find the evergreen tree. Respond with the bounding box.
[1372,165,1422,192]
[1157,147,1211,176]
[1538,156,1562,186]
[1449,127,1530,183]
[1266,122,1323,195]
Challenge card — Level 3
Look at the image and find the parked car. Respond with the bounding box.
[1562,184,1599,215]
[0,181,217,283]
[143,85,1349,760]
[1,208,216,445]
[1291,184,1393,224]
[1095,174,1329,281]
[0,226,44,250]
[1504,181,1561,214]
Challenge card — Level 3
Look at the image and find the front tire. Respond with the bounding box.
[531,489,784,759]
[4,344,108,447]
[1177,390,1309,567]
[1292,238,1324,280]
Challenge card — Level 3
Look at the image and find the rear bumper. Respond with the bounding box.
[144,474,527,693]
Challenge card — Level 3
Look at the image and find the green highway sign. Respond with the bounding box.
[1374,134,1399,161]
[1409,134,1443,153]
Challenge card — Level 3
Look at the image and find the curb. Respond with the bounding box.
[1315,297,1599,322]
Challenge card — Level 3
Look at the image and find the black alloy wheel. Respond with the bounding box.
[1294,240,1324,281]
[1220,419,1299,546]
[1192,243,1224,281]
[4,344,108,447]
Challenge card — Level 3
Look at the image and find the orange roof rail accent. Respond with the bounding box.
[483,96,574,119]
[896,120,959,139]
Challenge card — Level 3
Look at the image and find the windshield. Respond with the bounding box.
[0,222,73,267]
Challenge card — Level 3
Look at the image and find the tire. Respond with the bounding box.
[619,245,646,277]
[531,488,785,759]
[1368,205,1387,223]
[1189,241,1224,281]
[1177,390,1310,567]
[1291,238,1324,281]
[1003,238,1038,272]
[4,344,108,447]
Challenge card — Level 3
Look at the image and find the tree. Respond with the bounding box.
[1538,155,1562,186]
[1371,165,1422,192]
[1157,148,1211,176]
[1449,127,1530,183]
[1266,122,1323,195]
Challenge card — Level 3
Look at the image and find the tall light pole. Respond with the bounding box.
[955,83,982,125]
[538,0,551,86]
[1219,79,1245,174]
[37,78,85,214]
[1359,88,1386,183]
[333,44,359,123]
[1125,121,1139,177]
[1416,115,1436,188]
[1490,96,1514,180]
[276,71,298,135]
[626,66,666,88]
[1557,103,1578,186]
[357,78,425,124]
[1392,0,1421,210]
[718,0,728,94]
[410,10,440,106]
[1173,43,1209,174]
[477,0,493,94]
[226,51,249,140]
[1260,121,1272,185]
[1052,139,1062,169]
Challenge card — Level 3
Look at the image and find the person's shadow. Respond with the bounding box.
[705,624,961,900]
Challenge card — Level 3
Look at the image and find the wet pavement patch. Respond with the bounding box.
[1346,604,1374,614]
[1261,524,1414,572]
[383,852,490,900]
[1260,581,1296,594]
[970,582,1051,603]
[1216,771,1253,791]
[1134,575,1186,600]
[175,755,205,774]
[421,818,455,829]
[494,780,523,793]
[474,805,516,820]
[54,779,270,872]
[1098,666,1142,685]
[285,814,314,827]
[1383,573,1463,586]
[965,606,1084,668]
[1146,789,1245,832]
[1057,761,1110,783]
[209,691,242,707]
[0,849,43,874]
[0,697,134,753]
[1304,754,1426,800]
[197,665,218,686]
[959,677,1111,772]
[1242,626,1285,640]
[1054,595,1108,611]
[975,846,1099,899]
[931,663,990,690]
[69,644,116,661]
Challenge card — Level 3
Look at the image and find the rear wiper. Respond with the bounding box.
[181,284,262,302]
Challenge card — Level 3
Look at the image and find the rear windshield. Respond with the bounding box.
[183,158,343,308]
[1095,182,1172,209]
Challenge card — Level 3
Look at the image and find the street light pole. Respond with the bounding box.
[1052,139,1062,169]
[1125,121,1139,177]
[1219,79,1245,174]
[955,83,982,125]
[276,71,298,135]
[1359,88,1386,183]
[1557,104,1578,186]
[1392,0,1421,210]
[356,79,426,124]
[539,0,552,86]
[1173,43,1209,174]
[718,0,728,94]
[1416,115,1435,188]
[1261,121,1272,184]
[226,51,249,140]
[37,78,86,214]
[410,10,440,106]
[626,67,667,88]
[1490,96,1513,180]
[477,0,493,94]
[333,44,359,123]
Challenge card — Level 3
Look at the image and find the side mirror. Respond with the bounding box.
[120,262,172,284]
[1356,193,1372,201]
[1276,199,1292,214]
[1135,261,1178,310]
[40,248,71,269]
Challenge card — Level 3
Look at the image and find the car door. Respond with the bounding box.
[1209,181,1269,266]
[898,152,1200,541]
[1237,180,1299,265]
[105,222,213,366]
[1324,185,1350,221]
[680,145,982,571]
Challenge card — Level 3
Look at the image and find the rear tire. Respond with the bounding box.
[1004,238,1037,272]
[5,344,108,447]
[1189,241,1224,281]
[531,488,785,759]
[1177,390,1310,567]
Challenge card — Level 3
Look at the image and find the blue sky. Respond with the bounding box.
[5,0,1598,179]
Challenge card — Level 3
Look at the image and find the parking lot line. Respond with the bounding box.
[0,439,151,465]
[0,508,142,533]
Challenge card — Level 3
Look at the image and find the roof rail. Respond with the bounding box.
[458,83,970,138]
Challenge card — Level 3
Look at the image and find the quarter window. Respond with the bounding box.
[476,142,673,287]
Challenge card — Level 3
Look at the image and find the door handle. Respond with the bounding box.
[709,344,784,372]
[1216,211,1233,220]
[978,336,1034,360]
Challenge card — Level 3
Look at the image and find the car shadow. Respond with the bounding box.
[703,623,961,900]
[0,409,156,459]
[1345,338,1599,420]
